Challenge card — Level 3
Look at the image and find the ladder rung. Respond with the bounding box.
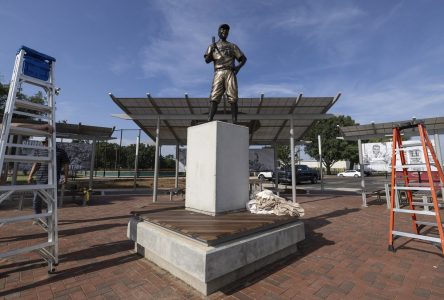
[397,164,434,168]
[0,184,56,191]
[416,221,444,228]
[394,186,432,191]
[19,74,54,89]
[0,212,51,225]
[15,99,52,112]
[9,126,51,137]
[393,208,436,215]
[13,110,49,120]
[36,248,56,263]
[411,202,443,207]
[0,242,54,259]
[400,142,423,148]
[392,230,442,243]
[4,155,50,163]
[6,143,51,150]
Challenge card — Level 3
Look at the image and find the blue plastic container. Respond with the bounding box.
[23,56,51,81]
[19,46,56,81]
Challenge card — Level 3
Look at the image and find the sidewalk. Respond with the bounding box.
[1,192,444,299]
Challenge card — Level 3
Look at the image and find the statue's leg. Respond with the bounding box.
[208,71,224,122]
[230,102,238,124]
[226,71,239,123]
[208,101,218,122]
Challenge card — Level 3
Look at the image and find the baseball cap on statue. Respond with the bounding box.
[219,24,230,31]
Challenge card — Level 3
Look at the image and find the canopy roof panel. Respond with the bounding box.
[56,123,115,141]
[110,94,340,145]
[339,117,444,141]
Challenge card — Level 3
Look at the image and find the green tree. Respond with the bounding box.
[275,144,300,169]
[0,83,9,114]
[0,82,46,117]
[304,115,359,174]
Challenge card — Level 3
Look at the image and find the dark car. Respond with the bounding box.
[271,165,319,184]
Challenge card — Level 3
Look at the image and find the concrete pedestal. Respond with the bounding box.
[128,217,305,295]
[185,121,249,215]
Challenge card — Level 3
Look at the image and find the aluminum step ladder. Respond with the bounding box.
[388,121,444,255]
[0,46,59,272]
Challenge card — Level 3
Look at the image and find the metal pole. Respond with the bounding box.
[175,144,179,189]
[318,135,324,191]
[114,147,117,170]
[290,117,296,203]
[133,130,141,190]
[118,129,123,178]
[103,141,106,177]
[358,139,367,207]
[89,139,96,191]
[274,144,279,196]
[153,117,160,203]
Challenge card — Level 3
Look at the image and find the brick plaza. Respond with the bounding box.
[1,192,444,299]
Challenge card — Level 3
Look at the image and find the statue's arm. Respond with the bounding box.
[204,45,214,64]
[234,55,247,74]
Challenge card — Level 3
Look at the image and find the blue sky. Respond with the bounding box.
[1,0,444,147]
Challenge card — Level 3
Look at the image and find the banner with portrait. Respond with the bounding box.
[362,141,436,172]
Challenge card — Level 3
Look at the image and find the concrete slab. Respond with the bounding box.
[185,121,249,215]
[128,217,305,295]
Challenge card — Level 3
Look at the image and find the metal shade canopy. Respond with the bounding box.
[0,121,115,141]
[55,123,115,141]
[339,117,444,141]
[110,93,341,145]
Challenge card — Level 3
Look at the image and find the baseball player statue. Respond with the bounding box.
[204,24,247,123]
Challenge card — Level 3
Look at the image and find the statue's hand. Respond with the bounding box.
[233,65,240,75]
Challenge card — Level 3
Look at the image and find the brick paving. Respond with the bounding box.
[1,192,444,299]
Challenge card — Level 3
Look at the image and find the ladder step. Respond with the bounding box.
[13,110,49,120]
[394,186,431,191]
[392,230,442,243]
[397,164,434,168]
[6,143,51,150]
[19,74,54,90]
[0,184,56,191]
[400,142,424,148]
[9,126,51,137]
[0,212,51,225]
[416,221,444,228]
[4,154,50,163]
[411,202,443,207]
[393,208,436,215]
[15,99,52,112]
[0,242,54,259]
[36,248,56,263]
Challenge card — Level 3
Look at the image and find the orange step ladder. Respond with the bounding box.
[388,121,444,254]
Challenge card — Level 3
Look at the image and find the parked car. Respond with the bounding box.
[257,171,273,181]
[337,170,361,177]
[271,165,319,184]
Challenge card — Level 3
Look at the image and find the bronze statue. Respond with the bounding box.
[204,24,247,123]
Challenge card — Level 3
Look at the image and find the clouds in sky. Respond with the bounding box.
[131,1,444,124]
[1,0,444,129]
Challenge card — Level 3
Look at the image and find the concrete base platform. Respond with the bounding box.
[128,216,305,295]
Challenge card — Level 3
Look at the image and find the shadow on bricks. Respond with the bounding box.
[220,207,360,295]
[0,251,141,298]
[0,240,133,278]
[0,223,127,243]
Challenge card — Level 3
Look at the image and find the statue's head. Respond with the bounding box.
[218,24,230,41]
